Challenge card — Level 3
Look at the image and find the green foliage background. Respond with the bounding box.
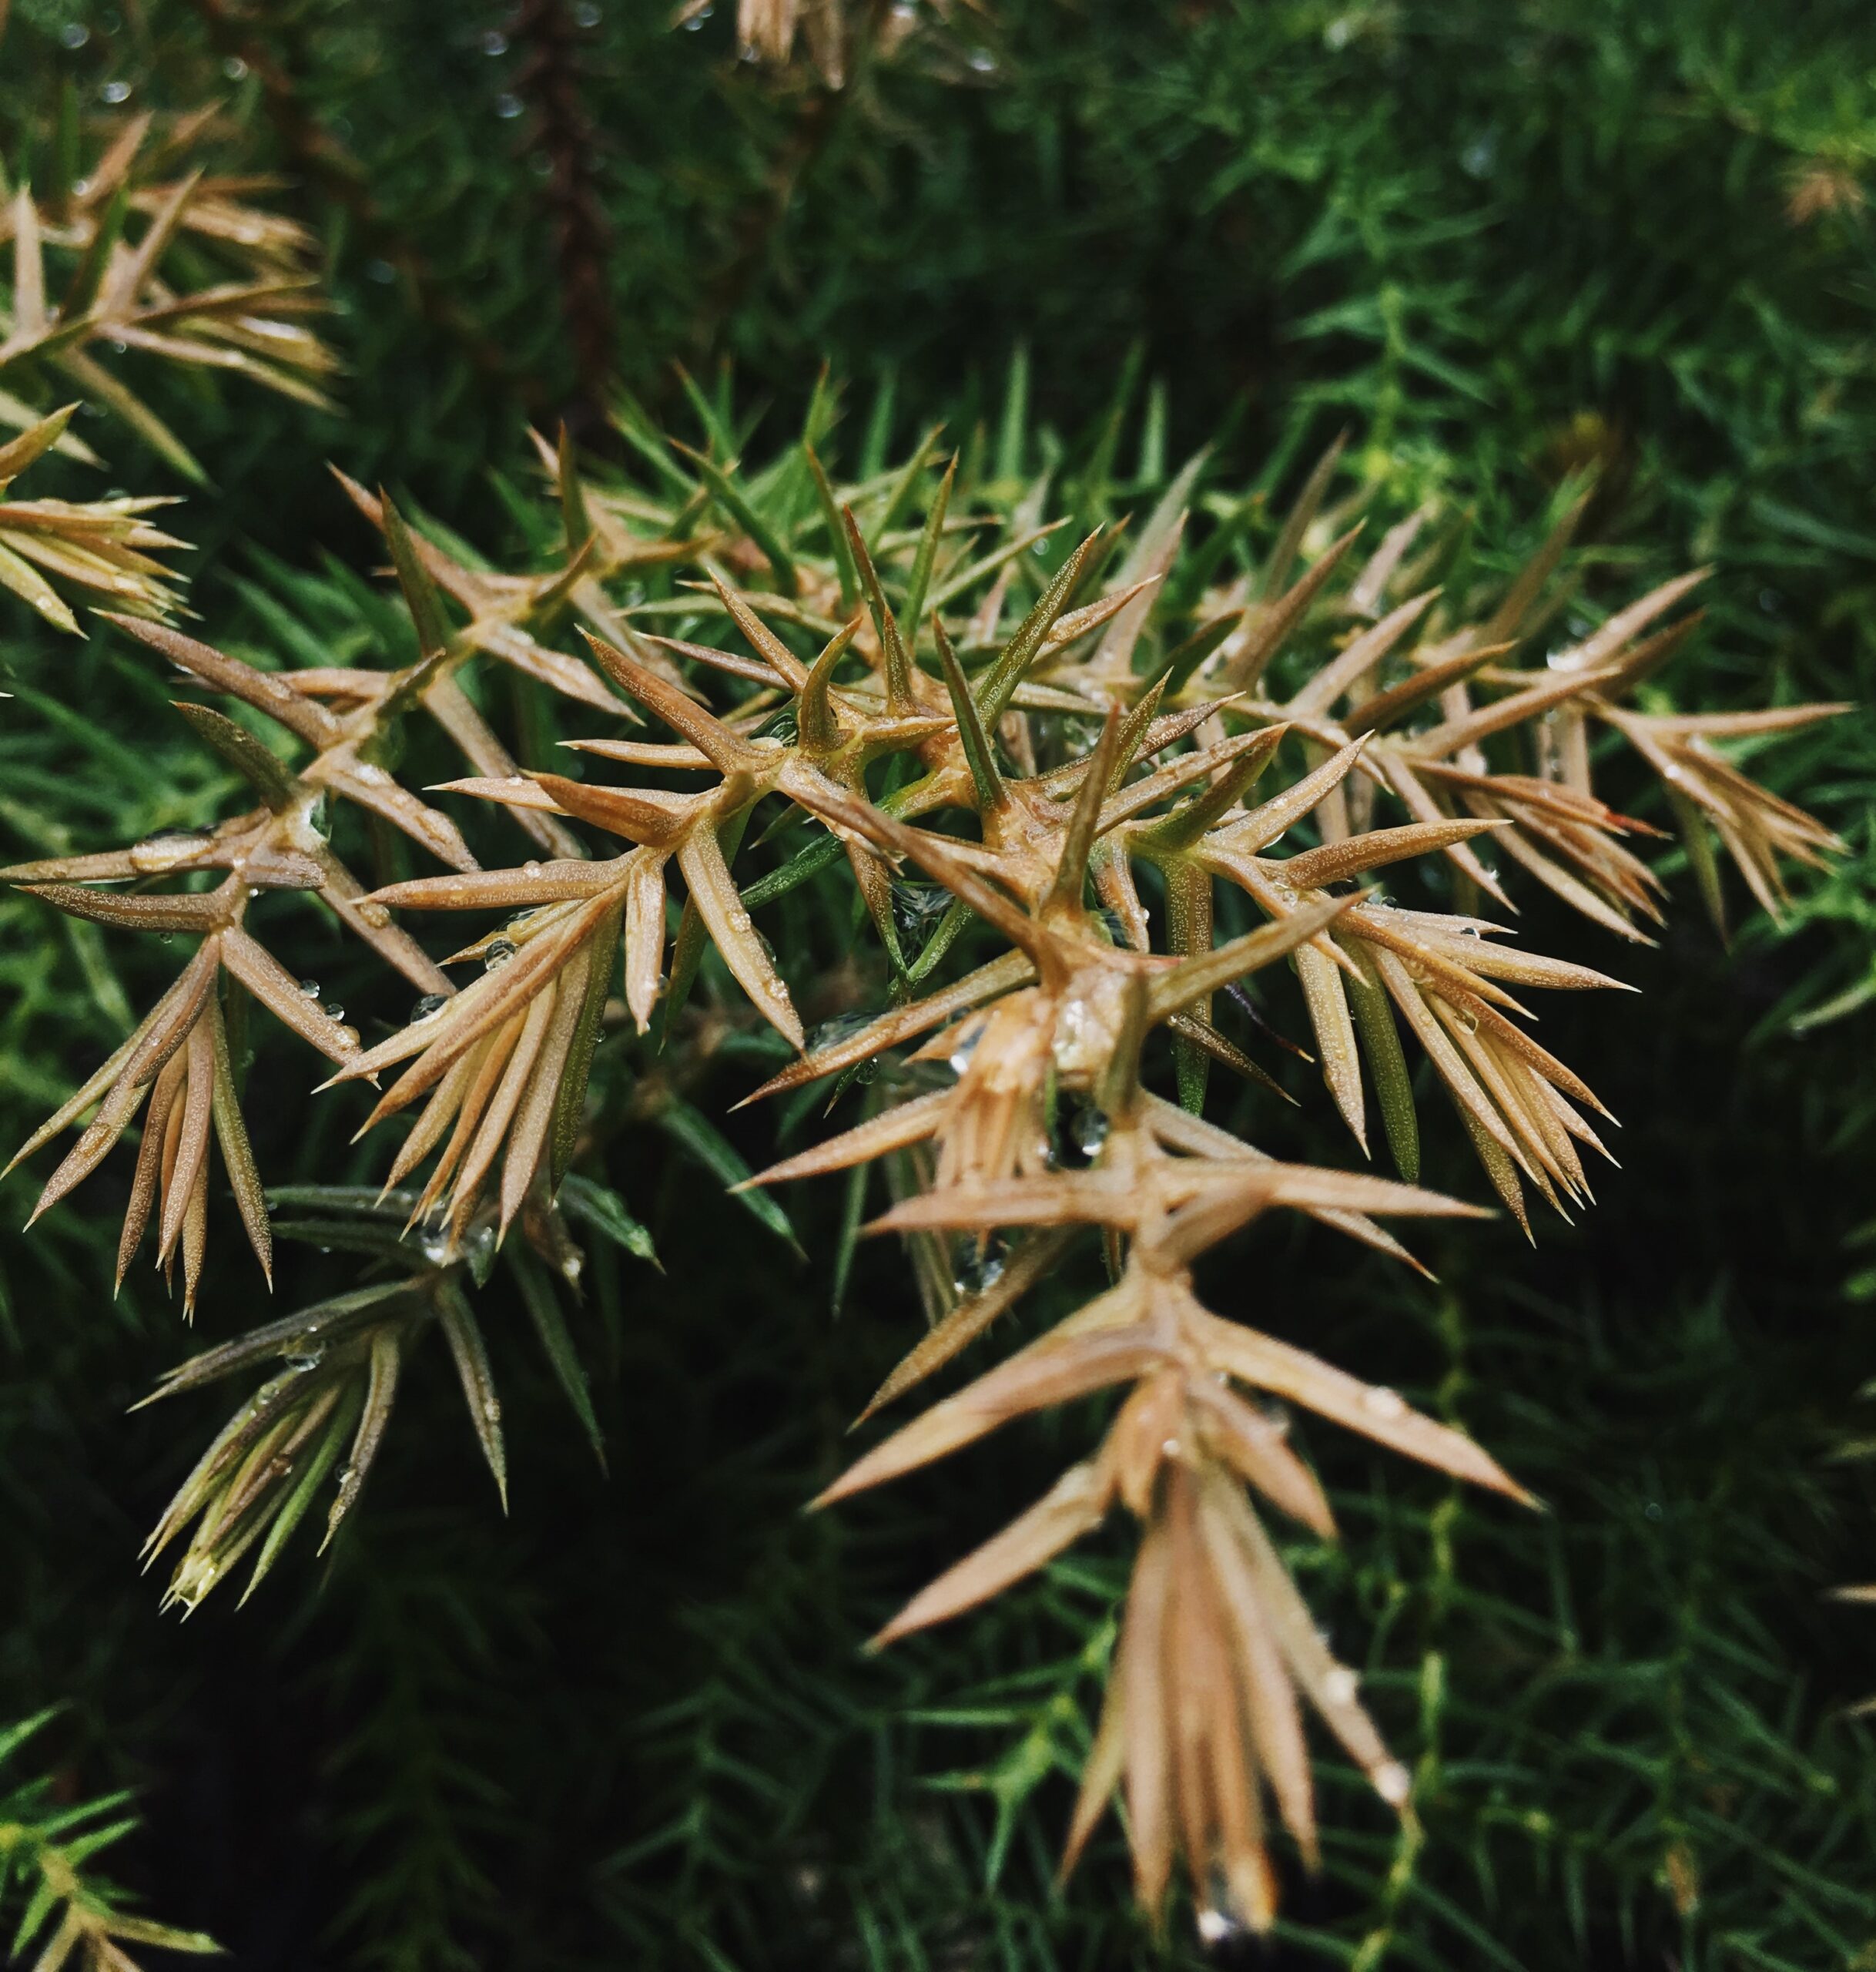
[2,1,1874,1966]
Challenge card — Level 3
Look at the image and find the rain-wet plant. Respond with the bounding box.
[1,362,1846,1935]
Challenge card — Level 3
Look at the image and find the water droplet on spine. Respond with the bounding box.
[130,827,213,874]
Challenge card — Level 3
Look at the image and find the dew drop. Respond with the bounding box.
[523,860,543,877]
[357,900,391,929]
[101,79,132,103]
[463,1223,498,1286]
[1195,1908,1242,1946]
[952,1240,1005,1298]
[297,978,320,998]
[410,993,448,1025]
[1375,1762,1412,1806]
[1363,1385,1408,1420]
[807,1011,875,1051]
[494,92,524,119]
[484,939,518,970]
[1324,1667,1359,1705]
[891,879,951,944]
[223,55,249,80]
[481,28,508,53]
[1459,132,1498,180]
[130,826,213,874]
[322,1002,344,1021]
[59,20,90,46]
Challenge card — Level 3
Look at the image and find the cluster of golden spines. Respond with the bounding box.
[2,419,1845,1926]
[0,404,189,630]
[2,109,337,481]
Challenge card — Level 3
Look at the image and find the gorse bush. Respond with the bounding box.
[0,5,1872,1967]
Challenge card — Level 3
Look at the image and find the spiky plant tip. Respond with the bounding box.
[3,391,1848,1927]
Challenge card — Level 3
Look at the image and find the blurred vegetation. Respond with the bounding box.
[0,0,1872,1966]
